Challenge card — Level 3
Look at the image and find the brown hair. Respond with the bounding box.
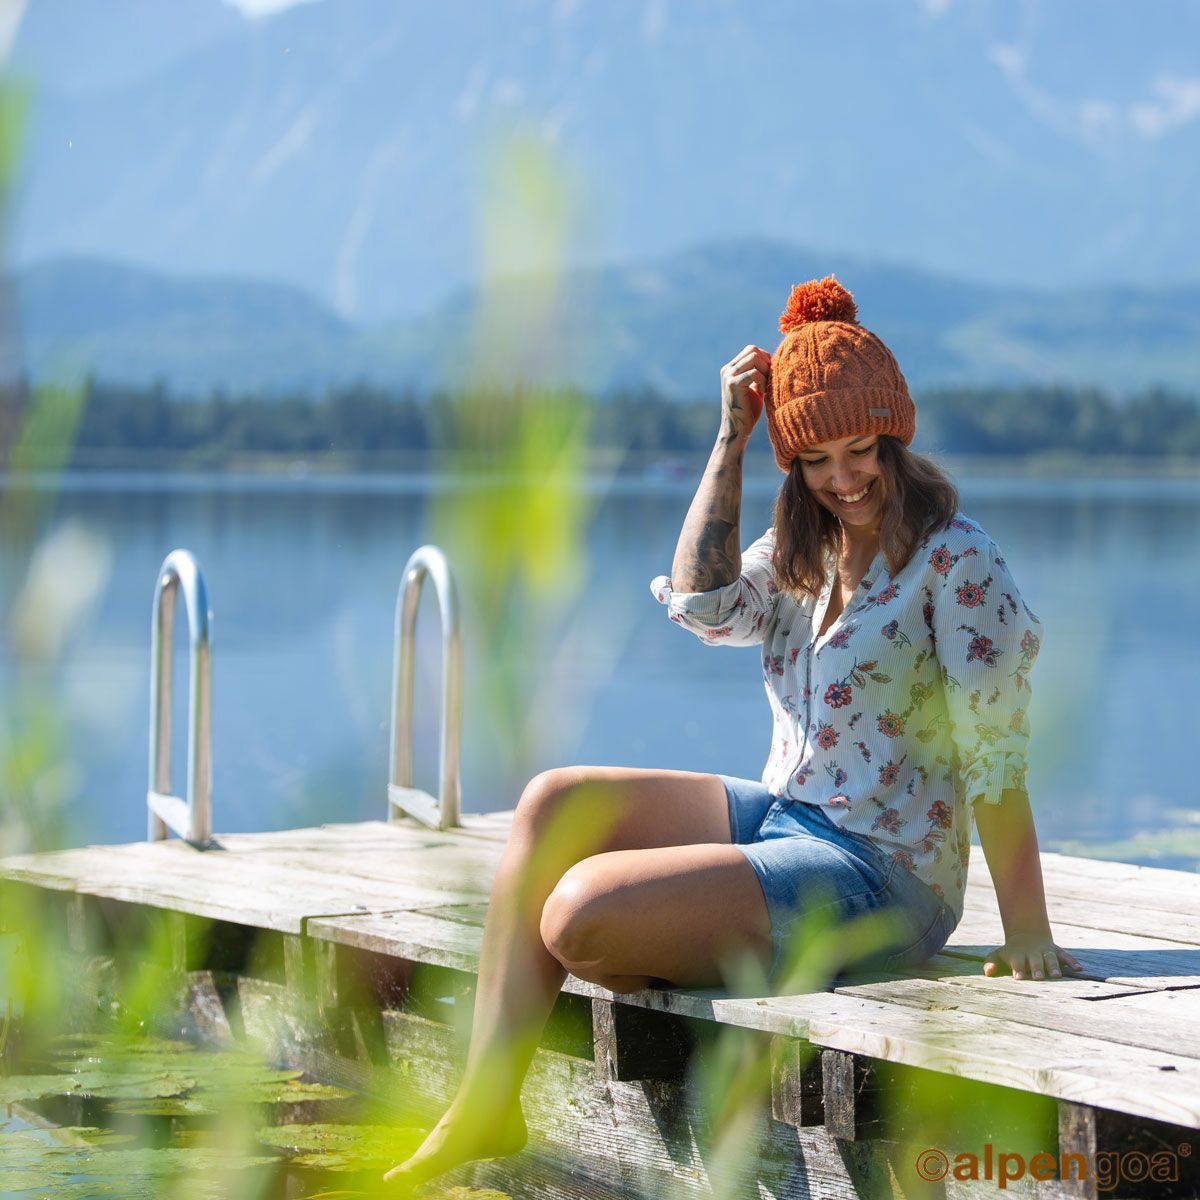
[770,435,960,602]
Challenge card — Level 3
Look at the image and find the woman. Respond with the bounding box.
[384,275,1081,1190]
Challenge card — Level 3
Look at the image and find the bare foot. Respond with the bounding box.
[382,1094,528,1190]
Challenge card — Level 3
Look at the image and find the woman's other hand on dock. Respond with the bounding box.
[983,932,1084,980]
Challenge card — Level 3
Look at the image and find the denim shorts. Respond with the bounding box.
[719,773,958,982]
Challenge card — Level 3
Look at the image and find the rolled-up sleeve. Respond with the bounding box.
[931,536,1044,808]
[650,526,780,647]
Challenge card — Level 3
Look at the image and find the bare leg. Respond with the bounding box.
[382,766,761,1189]
[382,817,566,1186]
[540,843,775,992]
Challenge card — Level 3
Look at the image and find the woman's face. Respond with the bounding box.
[796,434,884,529]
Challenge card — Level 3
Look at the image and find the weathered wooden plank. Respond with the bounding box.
[671,979,1200,1126]
[831,975,1200,1060]
[121,838,493,904]
[770,1035,824,1128]
[821,1049,890,1142]
[220,815,512,848]
[181,968,238,1047]
[312,937,340,1010]
[965,877,1200,946]
[970,845,1200,902]
[65,892,90,952]
[309,905,1200,1127]
[211,821,446,849]
[11,821,1200,1152]
[307,897,1190,1017]
[307,906,488,970]
[378,1008,885,1200]
[237,974,320,1062]
[1057,1100,1200,1199]
[964,873,1200,926]
[1095,987,1200,1015]
[590,997,695,1083]
[854,953,1148,997]
[191,830,505,888]
[969,883,1200,946]
[944,909,1200,988]
[283,931,307,994]
[0,842,482,932]
[768,993,1200,1129]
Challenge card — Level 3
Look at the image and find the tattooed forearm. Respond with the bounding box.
[670,421,747,592]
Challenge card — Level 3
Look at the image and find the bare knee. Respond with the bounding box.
[514,767,583,833]
[538,867,602,968]
[540,875,651,992]
[514,767,625,860]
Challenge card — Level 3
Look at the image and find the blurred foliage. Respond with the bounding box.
[0,65,1064,1200]
[420,129,600,783]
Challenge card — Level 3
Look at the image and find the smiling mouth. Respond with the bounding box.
[831,479,876,506]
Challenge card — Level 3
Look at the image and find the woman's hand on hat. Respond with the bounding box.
[720,345,770,440]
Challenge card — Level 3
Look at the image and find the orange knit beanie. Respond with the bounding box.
[766,275,916,472]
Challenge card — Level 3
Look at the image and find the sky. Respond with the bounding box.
[221,0,321,16]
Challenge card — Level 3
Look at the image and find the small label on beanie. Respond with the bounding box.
[869,407,891,417]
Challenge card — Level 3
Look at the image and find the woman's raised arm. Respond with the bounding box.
[670,345,771,590]
[649,345,780,648]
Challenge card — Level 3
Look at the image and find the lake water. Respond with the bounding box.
[2,468,1199,872]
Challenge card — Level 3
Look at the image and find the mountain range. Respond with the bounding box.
[7,243,1200,400]
[7,0,1200,327]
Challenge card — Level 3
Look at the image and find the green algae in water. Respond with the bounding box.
[1,1182,124,1199]
[45,1031,349,1107]
[288,1191,517,1200]
[2,1029,357,1194]
[0,1126,136,1148]
[254,1125,522,1194]
[109,1095,221,1117]
[0,1172,104,1194]
[49,1031,201,1056]
[21,1146,278,1175]
[289,1193,514,1200]
[112,1077,354,1117]
[256,1121,428,1170]
[0,1123,276,1197]
[58,1067,200,1099]
[0,1074,88,1103]
[9,1032,516,1196]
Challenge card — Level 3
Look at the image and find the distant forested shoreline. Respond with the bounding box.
[3,377,1199,472]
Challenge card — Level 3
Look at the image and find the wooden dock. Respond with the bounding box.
[3,814,1199,1199]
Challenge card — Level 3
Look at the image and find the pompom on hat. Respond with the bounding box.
[765,274,916,473]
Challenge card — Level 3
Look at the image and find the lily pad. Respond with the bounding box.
[0,1074,84,1103]
[64,1067,198,1099]
[48,1031,196,1057]
[109,1095,216,1117]
[431,1190,517,1200]
[48,1032,325,1106]
[0,1125,138,1148]
[171,1126,238,1149]
[5,1185,124,1199]
[16,1145,278,1176]
[257,1121,426,1171]
[111,1076,353,1117]
[242,1078,354,1104]
[0,1171,81,1192]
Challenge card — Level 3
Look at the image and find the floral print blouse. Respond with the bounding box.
[649,512,1044,923]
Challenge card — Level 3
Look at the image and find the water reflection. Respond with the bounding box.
[0,470,1196,869]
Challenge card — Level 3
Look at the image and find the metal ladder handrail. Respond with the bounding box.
[147,549,214,847]
[388,544,463,830]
